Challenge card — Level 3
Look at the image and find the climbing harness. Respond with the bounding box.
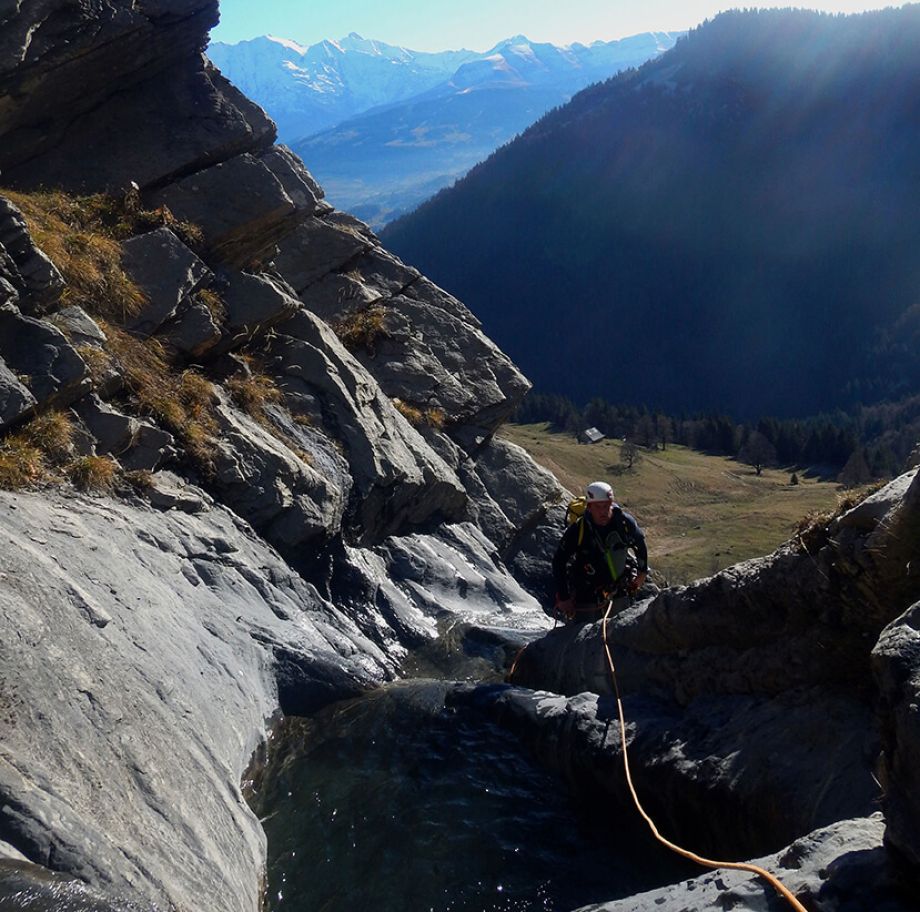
[599,597,811,912]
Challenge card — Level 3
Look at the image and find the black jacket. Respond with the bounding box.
[552,507,648,602]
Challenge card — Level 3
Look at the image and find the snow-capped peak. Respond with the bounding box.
[265,34,308,55]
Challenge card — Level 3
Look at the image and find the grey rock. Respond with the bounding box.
[208,390,343,548]
[293,245,531,450]
[164,301,223,357]
[72,395,140,457]
[467,681,877,859]
[0,197,65,313]
[118,423,176,472]
[380,523,546,627]
[572,814,912,912]
[0,274,19,309]
[319,524,548,674]
[219,270,301,348]
[0,356,37,430]
[0,310,90,409]
[0,5,275,192]
[872,601,920,873]
[470,435,564,548]
[149,151,316,269]
[0,488,388,912]
[47,306,108,349]
[272,214,371,294]
[266,310,467,544]
[121,228,211,337]
[260,145,323,211]
[143,470,211,514]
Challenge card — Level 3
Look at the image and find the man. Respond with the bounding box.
[552,481,648,621]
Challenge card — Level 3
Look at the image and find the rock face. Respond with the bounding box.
[0,3,549,910]
[0,2,919,912]
[501,469,920,908]
[0,1,275,192]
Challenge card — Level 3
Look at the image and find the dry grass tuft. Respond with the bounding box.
[392,398,445,429]
[19,411,74,465]
[124,469,156,491]
[333,304,388,354]
[794,480,888,553]
[392,398,424,425]
[102,322,218,471]
[76,345,115,385]
[0,410,74,489]
[227,372,283,424]
[423,407,446,429]
[2,188,202,321]
[0,437,44,490]
[195,288,226,323]
[68,456,117,491]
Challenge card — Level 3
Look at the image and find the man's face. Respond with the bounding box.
[587,499,613,525]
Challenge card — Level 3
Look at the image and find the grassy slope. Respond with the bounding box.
[500,422,847,584]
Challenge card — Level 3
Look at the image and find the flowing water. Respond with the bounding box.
[249,678,693,912]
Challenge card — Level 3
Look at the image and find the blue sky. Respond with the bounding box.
[209,0,911,50]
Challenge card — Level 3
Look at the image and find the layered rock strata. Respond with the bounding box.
[0,2,560,909]
[1,2,919,912]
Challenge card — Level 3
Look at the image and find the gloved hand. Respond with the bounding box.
[628,571,647,593]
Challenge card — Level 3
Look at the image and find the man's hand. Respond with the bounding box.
[555,595,576,620]
[628,571,647,593]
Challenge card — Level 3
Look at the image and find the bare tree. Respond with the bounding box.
[739,430,777,476]
[621,439,642,470]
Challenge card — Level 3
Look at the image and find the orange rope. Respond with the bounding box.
[600,599,810,911]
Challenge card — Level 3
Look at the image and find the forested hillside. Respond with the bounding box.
[383,7,920,419]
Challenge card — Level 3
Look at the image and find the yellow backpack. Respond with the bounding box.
[565,496,588,545]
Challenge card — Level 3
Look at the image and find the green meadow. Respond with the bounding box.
[500,422,854,585]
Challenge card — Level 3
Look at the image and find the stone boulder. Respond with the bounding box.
[0,356,36,430]
[0,197,64,313]
[47,306,107,350]
[265,309,467,544]
[278,227,531,450]
[0,3,275,191]
[208,390,343,549]
[272,213,371,295]
[149,150,319,269]
[121,228,211,337]
[0,309,90,410]
[458,681,877,860]
[163,300,223,358]
[218,270,302,349]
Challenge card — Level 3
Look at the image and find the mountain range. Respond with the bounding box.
[382,6,920,420]
[208,32,680,225]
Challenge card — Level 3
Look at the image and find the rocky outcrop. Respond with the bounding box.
[2,2,919,911]
[0,307,91,412]
[282,228,531,449]
[872,601,920,870]
[0,487,386,912]
[501,468,920,907]
[0,1,275,192]
[0,198,64,313]
[0,4,555,910]
[574,814,911,912]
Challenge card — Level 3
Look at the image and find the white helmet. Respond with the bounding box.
[585,481,614,503]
